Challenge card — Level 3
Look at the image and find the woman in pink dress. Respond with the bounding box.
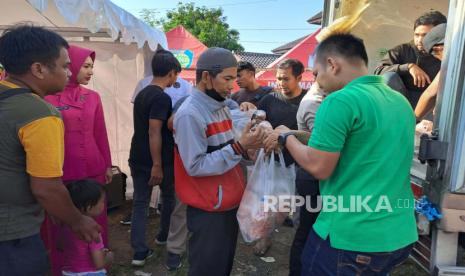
[43,45,112,276]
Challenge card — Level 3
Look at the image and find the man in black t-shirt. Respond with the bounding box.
[257,89,306,130]
[129,49,181,266]
[241,59,307,131]
[232,61,272,105]
[240,58,307,256]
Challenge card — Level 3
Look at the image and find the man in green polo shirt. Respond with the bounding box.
[266,33,417,275]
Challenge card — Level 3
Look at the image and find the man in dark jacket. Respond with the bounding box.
[374,11,446,108]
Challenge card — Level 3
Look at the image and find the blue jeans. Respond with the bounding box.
[301,229,413,276]
[130,166,175,254]
[0,234,49,275]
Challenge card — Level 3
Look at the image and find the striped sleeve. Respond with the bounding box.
[174,113,241,177]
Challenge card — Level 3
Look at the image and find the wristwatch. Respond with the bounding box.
[278,132,295,147]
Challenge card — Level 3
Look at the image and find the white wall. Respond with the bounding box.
[349,0,449,72]
[72,41,146,196]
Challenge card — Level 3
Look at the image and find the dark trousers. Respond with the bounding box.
[301,229,414,276]
[0,233,49,276]
[130,165,175,253]
[186,206,238,276]
[289,168,320,276]
[382,72,421,109]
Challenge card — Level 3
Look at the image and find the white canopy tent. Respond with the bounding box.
[1,0,167,195]
[1,0,167,49]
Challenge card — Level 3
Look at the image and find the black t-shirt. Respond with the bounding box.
[129,85,174,169]
[231,86,272,105]
[257,90,307,129]
[258,90,307,166]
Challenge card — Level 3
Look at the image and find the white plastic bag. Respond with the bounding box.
[230,109,251,141]
[237,149,296,243]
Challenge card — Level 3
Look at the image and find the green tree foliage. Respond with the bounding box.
[140,2,244,52]
[139,8,162,29]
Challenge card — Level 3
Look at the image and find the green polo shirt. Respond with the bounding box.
[309,75,418,252]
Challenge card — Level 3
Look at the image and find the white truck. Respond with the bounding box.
[322,0,465,274]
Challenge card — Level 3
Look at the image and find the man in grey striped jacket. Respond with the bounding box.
[174,47,265,276]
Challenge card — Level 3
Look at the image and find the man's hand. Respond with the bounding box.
[240,102,257,112]
[264,125,291,153]
[239,122,266,150]
[149,165,163,186]
[408,64,431,88]
[275,125,291,133]
[70,215,101,243]
[264,131,280,154]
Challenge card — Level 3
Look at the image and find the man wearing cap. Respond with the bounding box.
[374,11,446,108]
[173,47,265,276]
[415,23,446,121]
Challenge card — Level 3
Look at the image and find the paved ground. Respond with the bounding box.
[107,201,428,276]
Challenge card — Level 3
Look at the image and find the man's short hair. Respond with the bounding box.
[237,61,256,74]
[414,11,447,30]
[315,33,369,66]
[152,49,181,77]
[277,59,305,78]
[0,24,69,75]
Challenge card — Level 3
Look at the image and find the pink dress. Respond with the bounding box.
[42,45,112,276]
[62,231,106,274]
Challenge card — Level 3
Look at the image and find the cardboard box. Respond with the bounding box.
[438,193,465,232]
[438,208,465,232]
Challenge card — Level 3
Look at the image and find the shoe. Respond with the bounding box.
[156,203,163,215]
[120,213,132,225]
[282,216,294,228]
[155,232,167,245]
[165,252,182,271]
[253,237,272,256]
[131,249,154,266]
